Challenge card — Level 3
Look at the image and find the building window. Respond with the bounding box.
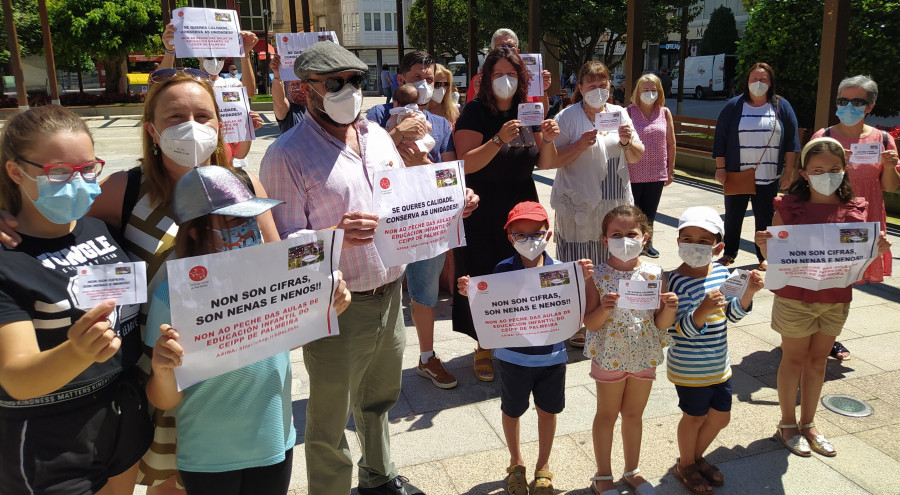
[364,12,371,31]
[374,13,381,31]
[384,12,392,31]
[187,0,228,8]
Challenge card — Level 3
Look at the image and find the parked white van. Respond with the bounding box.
[671,54,737,99]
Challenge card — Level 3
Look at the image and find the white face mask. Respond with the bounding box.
[678,242,714,268]
[154,121,219,168]
[584,88,609,109]
[431,87,446,104]
[202,58,225,76]
[640,90,658,105]
[807,172,844,196]
[492,75,517,100]
[450,91,460,105]
[317,84,363,125]
[513,236,547,261]
[412,79,433,105]
[749,81,769,98]
[607,237,644,262]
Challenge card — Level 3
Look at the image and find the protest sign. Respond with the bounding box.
[765,222,879,291]
[215,87,254,144]
[275,31,339,81]
[167,229,343,390]
[373,161,467,267]
[595,111,622,132]
[849,142,881,164]
[617,279,660,310]
[171,7,244,59]
[517,102,544,127]
[71,262,147,310]
[719,269,750,299]
[520,53,544,99]
[468,262,586,349]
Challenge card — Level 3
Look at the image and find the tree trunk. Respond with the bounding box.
[77,65,83,94]
[102,54,126,94]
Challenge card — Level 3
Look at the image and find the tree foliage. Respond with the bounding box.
[49,0,163,93]
[698,5,738,55]
[0,0,43,65]
[407,0,471,59]
[737,0,900,128]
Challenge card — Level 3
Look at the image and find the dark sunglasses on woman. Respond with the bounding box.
[305,72,367,93]
[835,97,868,108]
[149,68,211,85]
[433,81,452,89]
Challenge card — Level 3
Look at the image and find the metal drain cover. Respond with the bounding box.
[821,394,873,417]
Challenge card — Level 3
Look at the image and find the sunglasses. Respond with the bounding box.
[306,72,367,93]
[149,68,210,85]
[17,158,105,183]
[835,97,868,108]
[433,81,451,89]
[509,231,547,243]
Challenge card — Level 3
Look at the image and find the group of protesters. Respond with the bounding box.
[0,17,897,495]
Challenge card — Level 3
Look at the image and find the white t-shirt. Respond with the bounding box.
[738,102,782,184]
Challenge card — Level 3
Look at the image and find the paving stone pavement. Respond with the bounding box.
[82,102,899,495]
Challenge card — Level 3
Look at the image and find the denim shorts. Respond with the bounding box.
[404,252,446,307]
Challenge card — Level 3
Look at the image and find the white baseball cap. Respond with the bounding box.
[678,206,724,237]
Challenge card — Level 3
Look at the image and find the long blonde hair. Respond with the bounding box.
[141,72,231,208]
[433,64,460,123]
[631,73,666,109]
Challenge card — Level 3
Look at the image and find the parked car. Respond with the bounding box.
[671,54,736,99]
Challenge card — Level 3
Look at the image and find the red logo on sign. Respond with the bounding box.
[282,36,288,42]
[189,265,208,282]
[81,269,87,274]
[778,230,789,239]
[477,281,488,291]
[380,178,391,189]
[178,11,184,17]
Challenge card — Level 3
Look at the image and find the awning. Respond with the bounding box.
[253,40,277,60]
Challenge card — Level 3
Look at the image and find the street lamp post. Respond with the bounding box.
[264,7,271,95]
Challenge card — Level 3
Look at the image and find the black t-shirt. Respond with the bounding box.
[0,218,141,416]
[277,102,307,134]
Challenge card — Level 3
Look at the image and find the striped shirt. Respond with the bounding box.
[738,102,782,185]
[666,264,750,387]
[260,116,406,292]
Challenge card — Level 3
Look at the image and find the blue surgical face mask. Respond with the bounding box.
[18,168,101,224]
[835,104,865,126]
[212,217,262,252]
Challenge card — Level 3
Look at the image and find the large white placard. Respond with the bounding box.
[468,262,586,349]
[171,7,244,59]
[274,32,339,81]
[373,161,467,267]
[167,230,343,390]
[765,222,879,291]
[215,86,254,144]
[520,53,544,98]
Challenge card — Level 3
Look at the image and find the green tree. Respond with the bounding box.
[0,0,43,95]
[49,0,163,93]
[698,5,738,55]
[737,0,900,128]
[407,0,470,58]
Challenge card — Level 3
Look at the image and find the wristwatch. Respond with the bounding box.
[492,134,503,147]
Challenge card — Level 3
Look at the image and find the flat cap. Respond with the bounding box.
[294,41,369,80]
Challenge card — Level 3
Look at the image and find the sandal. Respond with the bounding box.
[623,468,657,495]
[829,341,851,361]
[716,255,735,266]
[589,474,619,495]
[530,470,554,495]
[568,327,586,348]
[694,457,724,487]
[673,461,713,495]
[474,348,494,382]
[506,465,528,495]
[801,422,837,457]
[775,423,811,457]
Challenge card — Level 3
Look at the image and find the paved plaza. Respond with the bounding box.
[82,99,900,495]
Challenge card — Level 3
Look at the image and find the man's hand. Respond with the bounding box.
[332,270,351,315]
[462,188,479,218]
[336,212,379,248]
[397,141,431,166]
[457,275,470,297]
[395,117,427,140]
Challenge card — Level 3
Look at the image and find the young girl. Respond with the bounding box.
[0,105,153,494]
[756,137,891,459]
[144,166,350,495]
[583,205,678,495]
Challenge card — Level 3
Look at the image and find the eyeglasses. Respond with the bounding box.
[497,44,517,50]
[433,81,451,89]
[17,158,105,183]
[509,231,547,243]
[149,68,211,85]
[835,97,868,108]
[306,72,367,93]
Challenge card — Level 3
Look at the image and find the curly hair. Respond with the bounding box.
[475,47,531,114]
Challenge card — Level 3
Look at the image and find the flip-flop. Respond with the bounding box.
[830,341,851,361]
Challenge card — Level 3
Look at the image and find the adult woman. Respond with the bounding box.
[811,75,899,361]
[452,47,560,381]
[0,105,153,494]
[713,62,800,271]
[543,61,643,348]
[626,73,675,258]
[427,63,460,127]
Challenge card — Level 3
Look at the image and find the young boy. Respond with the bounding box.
[667,206,764,494]
[459,201,592,495]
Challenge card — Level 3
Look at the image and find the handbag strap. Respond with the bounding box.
[753,97,779,168]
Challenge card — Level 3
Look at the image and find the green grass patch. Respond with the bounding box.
[252,94,273,103]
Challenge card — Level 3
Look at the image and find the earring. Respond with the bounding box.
[153,145,159,156]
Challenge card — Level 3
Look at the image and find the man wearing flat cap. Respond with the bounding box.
[260,42,477,495]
